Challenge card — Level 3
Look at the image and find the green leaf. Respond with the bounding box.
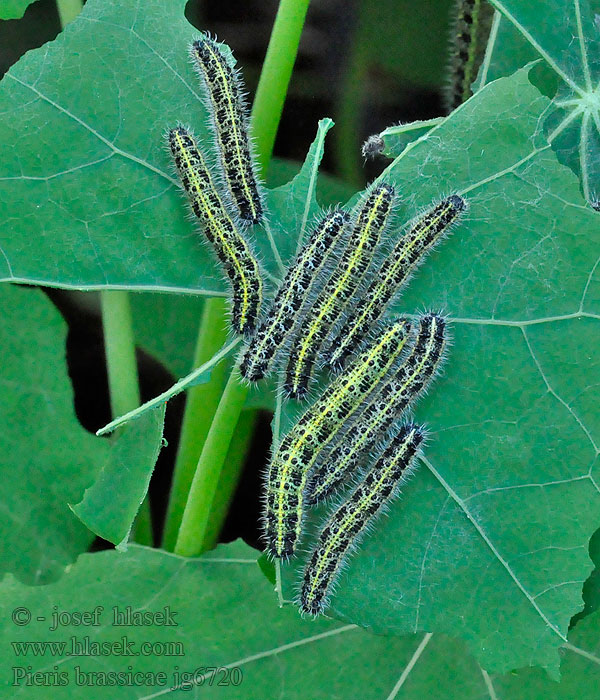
[264,118,335,268]
[487,0,600,201]
[130,292,205,379]
[70,404,165,548]
[0,0,37,20]
[0,284,101,583]
[379,117,445,159]
[0,541,423,699]
[282,68,600,676]
[0,283,167,578]
[2,540,599,698]
[0,0,240,293]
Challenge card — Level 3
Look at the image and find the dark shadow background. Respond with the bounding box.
[0,0,451,552]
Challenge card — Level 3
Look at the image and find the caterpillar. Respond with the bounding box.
[445,0,495,112]
[361,134,385,160]
[300,424,425,616]
[168,125,263,335]
[190,37,264,224]
[308,313,446,504]
[326,196,463,370]
[264,318,411,559]
[284,183,397,399]
[239,210,350,382]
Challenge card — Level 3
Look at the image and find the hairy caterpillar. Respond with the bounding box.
[361,134,385,160]
[300,424,425,616]
[239,210,350,382]
[168,126,263,335]
[309,313,446,504]
[326,196,463,370]
[445,0,494,112]
[284,183,397,399]
[264,319,411,559]
[191,37,264,224]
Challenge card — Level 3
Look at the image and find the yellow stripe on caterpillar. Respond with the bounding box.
[168,125,263,335]
[284,183,397,399]
[191,37,264,224]
[240,210,350,382]
[326,196,463,370]
[264,318,411,559]
[309,313,447,504]
[300,424,424,616]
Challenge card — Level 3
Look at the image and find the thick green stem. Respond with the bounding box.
[334,12,368,187]
[100,291,140,419]
[56,0,81,25]
[251,0,311,176]
[100,291,152,546]
[174,367,248,556]
[174,0,311,557]
[202,409,258,550]
[162,298,229,550]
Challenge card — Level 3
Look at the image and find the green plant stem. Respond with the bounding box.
[54,0,152,546]
[174,0,312,557]
[202,410,258,550]
[174,367,248,556]
[334,12,368,188]
[162,298,229,551]
[56,0,81,26]
[100,291,151,546]
[251,0,311,176]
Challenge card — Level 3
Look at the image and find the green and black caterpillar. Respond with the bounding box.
[445,0,494,112]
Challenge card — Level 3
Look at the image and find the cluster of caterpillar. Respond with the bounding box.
[168,37,264,336]
[167,37,467,618]
[245,192,462,615]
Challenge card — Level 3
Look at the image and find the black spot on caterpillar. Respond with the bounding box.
[308,313,447,504]
[168,125,263,335]
[284,183,397,399]
[326,196,464,370]
[263,319,411,559]
[191,37,264,224]
[445,0,494,112]
[300,424,425,616]
[239,210,350,382]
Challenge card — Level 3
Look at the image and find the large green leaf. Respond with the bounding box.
[0,283,166,575]
[281,67,600,676]
[0,0,253,292]
[0,284,99,583]
[0,541,420,699]
[1,540,599,699]
[0,0,37,20]
[487,0,600,201]
[70,404,165,547]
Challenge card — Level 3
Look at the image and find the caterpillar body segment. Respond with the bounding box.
[168,126,263,335]
[264,318,411,559]
[284,183,397,399]
[326,195,464,370]
[239,210,350,382]
[445,0,495,112]
[191,37,264,224]
[308,313,447,504]
[300,424,425,616]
